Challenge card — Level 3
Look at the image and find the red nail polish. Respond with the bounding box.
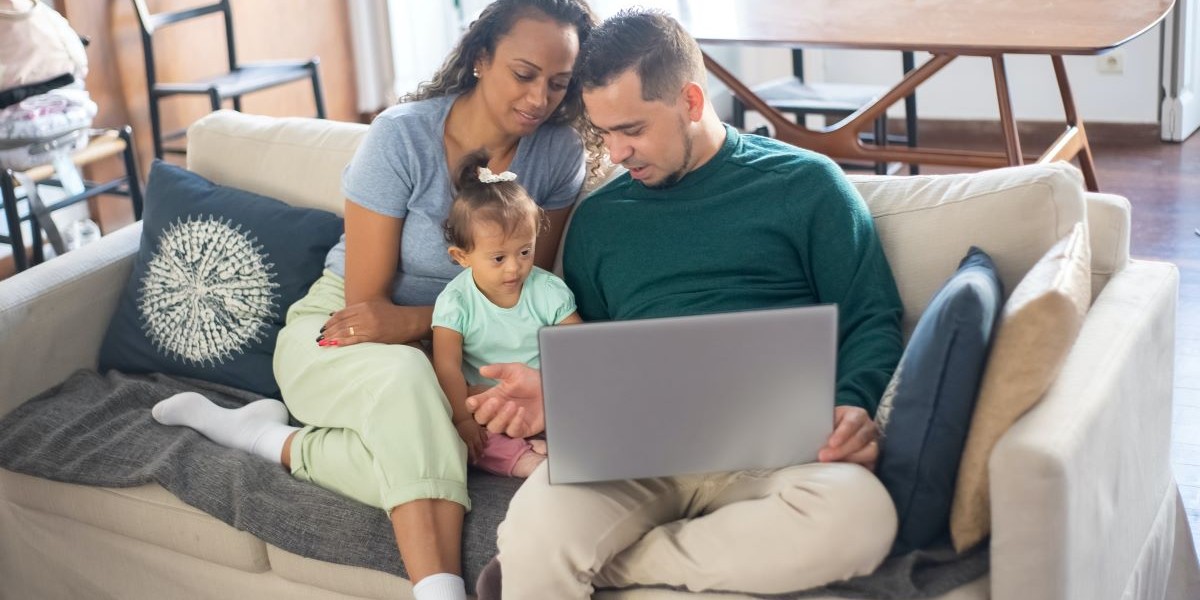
[328,340,339,346]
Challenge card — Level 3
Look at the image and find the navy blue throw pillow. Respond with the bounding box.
[99,160,344,398]
[875,246,1003,555]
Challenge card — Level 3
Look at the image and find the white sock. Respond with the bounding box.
[411,573,466,600]
[152,392,298,463]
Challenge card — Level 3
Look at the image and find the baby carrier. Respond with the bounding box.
[0,0,96,171]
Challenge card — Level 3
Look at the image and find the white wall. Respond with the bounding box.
[706,22,1163,125]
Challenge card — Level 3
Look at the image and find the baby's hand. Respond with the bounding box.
[454,419,486,464]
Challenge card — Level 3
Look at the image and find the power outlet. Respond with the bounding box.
[1097,51,1125,74]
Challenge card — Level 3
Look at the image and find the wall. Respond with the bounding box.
[707,22,1163,125]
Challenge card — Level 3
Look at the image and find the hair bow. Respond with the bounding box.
[478,167,518,183]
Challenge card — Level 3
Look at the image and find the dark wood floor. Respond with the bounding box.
[917,121,1200,552]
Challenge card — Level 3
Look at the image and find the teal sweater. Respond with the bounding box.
[562,126,903,415]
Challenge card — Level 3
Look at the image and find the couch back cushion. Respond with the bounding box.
[188,110,367,216]
[848,162,1086,337]
[188,112,1097,339]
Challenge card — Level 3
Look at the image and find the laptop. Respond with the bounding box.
[537,304,838,485]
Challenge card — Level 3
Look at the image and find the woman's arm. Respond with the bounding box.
[534,206,573,271]
[432,326,484,461]
[320,201,434,346]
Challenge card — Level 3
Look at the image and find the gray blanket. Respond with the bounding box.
[0,370,986,598]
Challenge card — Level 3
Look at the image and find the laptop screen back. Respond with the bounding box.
[538,304,837,484]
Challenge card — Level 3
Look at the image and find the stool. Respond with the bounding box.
[1,127,143,272]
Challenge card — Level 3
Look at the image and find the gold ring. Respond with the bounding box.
[349,326,355,336]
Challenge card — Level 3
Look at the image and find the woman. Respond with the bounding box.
[152,2,597,599]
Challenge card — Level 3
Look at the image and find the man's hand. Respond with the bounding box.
[454,419,486,464]
[464,363,545,438]
[818,405,879,470]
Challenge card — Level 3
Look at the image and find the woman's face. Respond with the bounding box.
[475,15,580,137]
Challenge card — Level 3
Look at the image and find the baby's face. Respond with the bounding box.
[457,220,537,307]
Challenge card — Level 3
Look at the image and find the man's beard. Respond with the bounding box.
[645,117,693,190]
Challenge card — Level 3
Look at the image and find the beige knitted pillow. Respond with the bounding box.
[949,222,1092,552]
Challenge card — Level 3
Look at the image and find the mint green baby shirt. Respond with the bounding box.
[432,266,577,386]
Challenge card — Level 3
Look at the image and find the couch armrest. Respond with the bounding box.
[988,259,1178,600]
[0,224,141,418]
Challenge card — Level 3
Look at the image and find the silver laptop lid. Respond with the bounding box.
[538,304,837,485]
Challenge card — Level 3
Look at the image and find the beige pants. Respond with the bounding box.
[497,461,896,598]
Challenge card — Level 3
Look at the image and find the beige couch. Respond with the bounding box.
[1,110,1197,600]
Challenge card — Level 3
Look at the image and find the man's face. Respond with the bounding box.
[583,70,693,188]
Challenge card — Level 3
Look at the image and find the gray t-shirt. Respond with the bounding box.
[325,94,585,306]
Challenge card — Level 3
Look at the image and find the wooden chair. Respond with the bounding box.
[732,49,919,175]
[131,0,326,159]
[1,127,143,272]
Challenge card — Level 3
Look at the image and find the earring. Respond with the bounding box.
[472,68,480,79]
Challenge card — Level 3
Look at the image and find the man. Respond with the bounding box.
[467,9,904,598]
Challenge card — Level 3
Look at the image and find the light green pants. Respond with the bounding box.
[273,271,470,513]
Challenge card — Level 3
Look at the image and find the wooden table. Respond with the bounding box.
[589,0,1177,191]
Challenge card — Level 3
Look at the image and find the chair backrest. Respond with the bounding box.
[129,0,236,87]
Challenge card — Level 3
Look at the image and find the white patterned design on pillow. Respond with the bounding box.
[138,215,280,366]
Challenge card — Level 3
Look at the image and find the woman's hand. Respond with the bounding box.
[319,300,432,347]
[455,419,486,463]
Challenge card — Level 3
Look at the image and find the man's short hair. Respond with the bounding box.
[577,9,705,102]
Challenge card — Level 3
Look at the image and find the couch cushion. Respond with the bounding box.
[0,468,270,573]
[98,161,345,398]
[950,222,1092,552]
[875,247,1004,555]
[188,110,367,215]
[847,162,1085,339]
[265,544,409,599]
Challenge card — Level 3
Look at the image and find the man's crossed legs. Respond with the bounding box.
[497,461,897,598]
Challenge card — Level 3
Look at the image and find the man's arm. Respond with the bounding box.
[800,160,904,469]
[803,160,904,417]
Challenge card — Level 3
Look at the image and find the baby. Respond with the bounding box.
[431,149,581,477]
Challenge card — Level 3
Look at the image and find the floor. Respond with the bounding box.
[918,121,1200,553]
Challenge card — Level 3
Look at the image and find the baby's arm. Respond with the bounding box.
[432,326,484,460]
[557,311,583,325]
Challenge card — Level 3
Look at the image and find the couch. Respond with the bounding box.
[1,110,1197,600]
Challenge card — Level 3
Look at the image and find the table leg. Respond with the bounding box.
[991,55,1024,165]
[1047,55,1099,191]
[704,52,1014,168]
